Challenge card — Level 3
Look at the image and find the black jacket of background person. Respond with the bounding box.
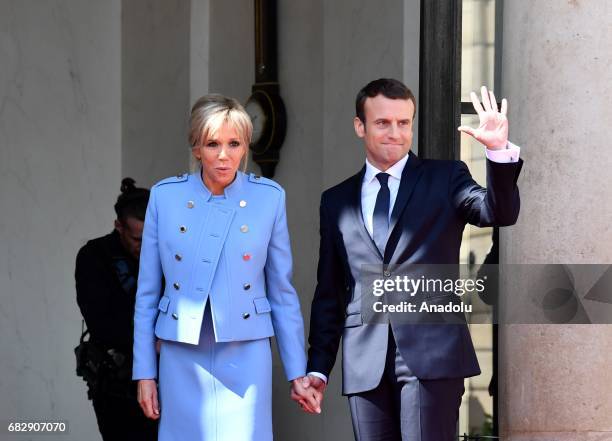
[75,229,159,439]
[75,230,139,355]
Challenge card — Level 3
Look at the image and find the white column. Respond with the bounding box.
[500,1,612,439]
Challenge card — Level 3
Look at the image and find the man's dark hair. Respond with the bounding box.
[114,178,150,222]
[355,78,417,124]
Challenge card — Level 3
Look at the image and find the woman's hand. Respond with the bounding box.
[137,379,160,420]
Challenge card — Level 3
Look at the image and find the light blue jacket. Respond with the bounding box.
[132,170,306,381]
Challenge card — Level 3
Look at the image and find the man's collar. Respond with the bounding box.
[364,153,410,184]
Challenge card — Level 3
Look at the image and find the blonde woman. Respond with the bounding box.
[132,94,318,440]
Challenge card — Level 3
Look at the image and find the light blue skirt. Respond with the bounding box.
[158,302,272,441]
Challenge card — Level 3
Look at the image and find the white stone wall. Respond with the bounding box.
[0,1,121,439]
[122,0,192,187]
[322,0,421,188]
[190,0,210,102]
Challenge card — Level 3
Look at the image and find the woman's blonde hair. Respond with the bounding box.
[188,94,252,172]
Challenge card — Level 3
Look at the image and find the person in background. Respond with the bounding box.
[75,178,158,441]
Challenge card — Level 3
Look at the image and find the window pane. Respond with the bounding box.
[459,114,494,436]
[459,114,492,266]
[461,0,496,98]
[459,0,497,436]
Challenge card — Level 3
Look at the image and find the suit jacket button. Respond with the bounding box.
[243,283,251,291]
[173,282,180,290]
[346,285,350,291]
[172,313,179,320]
[242,312,250,319]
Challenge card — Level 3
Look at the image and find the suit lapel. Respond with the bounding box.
[384,152,424,263]
[348,166,383,260]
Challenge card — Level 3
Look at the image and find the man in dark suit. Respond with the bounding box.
[301,79,522,440]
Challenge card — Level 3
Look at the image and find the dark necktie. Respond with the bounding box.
[373,172,390,255]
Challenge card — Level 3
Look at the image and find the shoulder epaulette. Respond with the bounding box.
[155,173,189,187]
[248,173,282,191]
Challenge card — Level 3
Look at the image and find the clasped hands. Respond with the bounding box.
[290,375,326,414]
[139,374,327,419]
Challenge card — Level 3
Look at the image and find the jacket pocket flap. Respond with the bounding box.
[158,296,170,313]
[253,297,271,314]
[344,313,362,328]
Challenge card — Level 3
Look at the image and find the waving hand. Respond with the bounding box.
[458,86,509,150]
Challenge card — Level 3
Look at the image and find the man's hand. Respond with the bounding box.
[302,375,327,396]
[458,86,509,150]
[290,376,323,414]
[137,379,160,420]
